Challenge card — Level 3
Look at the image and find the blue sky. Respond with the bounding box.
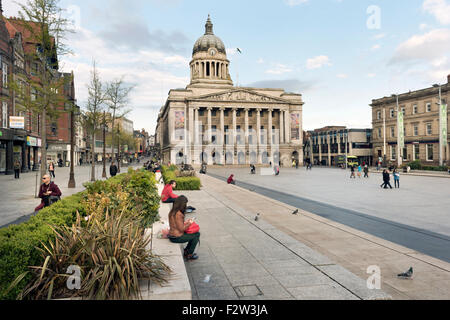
[5,0,450,133]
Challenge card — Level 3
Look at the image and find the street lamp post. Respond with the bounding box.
[68,103,79,188]
[383,107,387,167]
[117,125,121,173]
[102,111,107,178]
[433,84,445,167]
[396,95,403,168]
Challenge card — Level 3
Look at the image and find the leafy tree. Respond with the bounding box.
[105,77,134,169]
[13,0,74,178]
[84,61,106,181]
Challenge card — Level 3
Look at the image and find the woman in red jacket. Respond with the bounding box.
[161,180,179,203]
[227,174,235,185]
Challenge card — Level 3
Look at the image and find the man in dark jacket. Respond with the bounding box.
[35,175,62,212]
[380,169,393,189]
[110,161,118,177]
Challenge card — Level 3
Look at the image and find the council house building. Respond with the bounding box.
[156,16,304,166]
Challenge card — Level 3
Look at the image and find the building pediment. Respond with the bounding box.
[189,89,289,104]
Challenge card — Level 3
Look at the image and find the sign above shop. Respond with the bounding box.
[9,117,25,130]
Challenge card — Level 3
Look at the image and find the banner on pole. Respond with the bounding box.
[398,111,404,148]
[440,104,447,144]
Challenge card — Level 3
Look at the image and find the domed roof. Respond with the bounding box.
[192,15,226,56]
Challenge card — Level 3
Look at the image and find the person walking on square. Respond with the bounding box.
[14,159,21,179]
[350,165,356,179]
[357,164,362,178]
[364,164,369,178]
[168,196,200,260]
[393,168,400,188]
[48,161,55,178]
[109,161,118,177]
[381,169,393,189]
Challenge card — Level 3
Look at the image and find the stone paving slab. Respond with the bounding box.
[200,173,450,300]
[183,184,391,300]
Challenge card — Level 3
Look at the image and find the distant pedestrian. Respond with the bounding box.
[364,165,369,178]
[14,159,21,179]
[295,160,299,169]
[357,165,362,178]
[380,169,393,189]
[48,161,55,178]
[274,165,280,176]
[227,174,236,185]
[393,169,400,188]
[350,165,356,179]
[34,175,62,213]
[110,161,118,177]
[79,157,83,166]
[250,164,256,174]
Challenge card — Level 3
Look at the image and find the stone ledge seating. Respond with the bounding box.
[138,172,192,300]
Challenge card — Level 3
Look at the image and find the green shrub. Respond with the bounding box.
[407,160,422,170]
[0,193,86,300]
[161,165,201,190]
[0,169,160,300]
[406,160,448,171]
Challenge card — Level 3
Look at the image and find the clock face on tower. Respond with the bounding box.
[210,49,216,56]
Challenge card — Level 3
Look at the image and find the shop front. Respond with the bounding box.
[0,128,28,175]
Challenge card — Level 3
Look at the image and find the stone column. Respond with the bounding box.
[188,106,194,146]
[244,109,249,146]
[280,109,284,144]
[220,107,225,146]
[232,108,237,146]
[207,107,212,144]
[194,108,199,145]
[284,110,291,144]
[268,108,273,146]
[256,108,262,164]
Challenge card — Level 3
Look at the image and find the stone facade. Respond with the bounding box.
[371,76,450,166]
[156,16,304,167]
[305,126,373,166]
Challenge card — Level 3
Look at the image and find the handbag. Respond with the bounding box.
[185,221,200,234]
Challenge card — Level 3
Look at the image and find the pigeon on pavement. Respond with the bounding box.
[292,209,299,215]
[397,267,413,279]
[254,213,260,221]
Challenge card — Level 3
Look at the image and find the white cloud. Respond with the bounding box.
[59,27,189,134]
[423,0,450,25]
[257,58,265,64]
[371,44,381,50]
[337,74,348,79]
[390,29,450,63]
[284,0,309,6]
[373,33,386,40]
[419,23,429,30]
[306,55,332,69]
[367,73,376,78]
[265,64,292,75]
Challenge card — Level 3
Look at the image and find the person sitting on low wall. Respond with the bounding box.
[161,180,179,203]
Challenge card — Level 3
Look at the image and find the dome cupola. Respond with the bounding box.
[189,15,233,87]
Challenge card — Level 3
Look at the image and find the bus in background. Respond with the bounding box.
[337,155,359,168]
